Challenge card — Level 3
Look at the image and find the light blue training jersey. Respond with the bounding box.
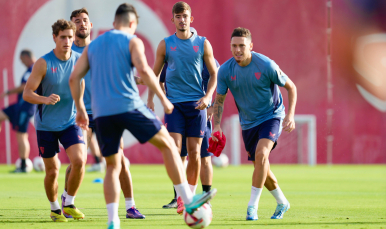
[87,29,144,119]
[217,52,288,130]
[72,43,92,114]
[164,30,206,103]
[35,50,81,131]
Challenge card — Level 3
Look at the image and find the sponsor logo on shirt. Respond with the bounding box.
[78,135,84,141]
[255,72,261,80]
[230,75,236,81]
[193,46,199,52]
[51,67,57,73]
[170,46,177,51]
[200,130,205,135]
[269,132,276,137]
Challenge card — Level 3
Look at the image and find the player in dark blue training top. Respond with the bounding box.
[160,57,220,209]
[0,50,36,173]
[147,1,218,215]
[69,4,216,229]
[212,27,297,221]
[23,19,86,222]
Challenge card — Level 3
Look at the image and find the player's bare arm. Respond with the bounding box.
[69,47,90,130]
[23,58,60,105]
[196,39,218,110]
[0,84,25,99]
[212,92,227,141]
[282,78,297,132]
[147,39,166,111]
[131,37,173,114]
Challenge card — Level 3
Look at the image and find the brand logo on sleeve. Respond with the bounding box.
[230,75,236,81]
[255,72,261,80]
[170,46,177,51]
[51,67,57,73]
[200,130,205,135]
[193,46,199,52]
[269,132,276,137]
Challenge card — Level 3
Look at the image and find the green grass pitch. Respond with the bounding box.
[0,164,385,228]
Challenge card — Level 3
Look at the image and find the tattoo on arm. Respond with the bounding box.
[134,76,141,85]
[213,94,226,126]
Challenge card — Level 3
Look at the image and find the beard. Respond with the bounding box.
[178,28,187,32]
[76,30,90,39]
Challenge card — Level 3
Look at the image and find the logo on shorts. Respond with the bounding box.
[170,46,177,51]
[51,67,57,73]
[269,132,276,137]
[40,147,44,154]
[231,75,236,81]
[78,135,84,141]
[247,151,251,158]
[200,130,205,135]
[255,72,261,80]
[193,46,199,52]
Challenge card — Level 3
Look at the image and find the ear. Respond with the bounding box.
[113,21,116,27]
[90,22,93,29]
[171,17,174,23]
[53,34,57,43]
[249,42,253,51]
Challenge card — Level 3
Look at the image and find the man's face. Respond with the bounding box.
[20,55,30,67]
[72,13,92,39]
[231,37,253,63]
[53,29,74,52]
[172,10,193,32]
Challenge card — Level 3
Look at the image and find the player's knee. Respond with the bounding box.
[71,157,86,170]
[201,156,211,166]
[255,149,270,162]
[46,166,59,178]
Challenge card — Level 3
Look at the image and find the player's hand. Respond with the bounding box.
[161,99,174,114]
[207,106,214,121]
[195,95,210,110]
[147,100,155,111]
[76,108,89,131]
[44,94,60,105]
[134,76,145,85]
[211,125,223,142]
[282,113,295,132]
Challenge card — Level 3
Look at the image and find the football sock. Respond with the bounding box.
[65,194,75,206]
[269,187,288,204]
[173,187,177,199]
[63,189,68,198]
[248,186,263,207]
[106,202,120,224]
[50,200,60,211]
[189,184,197,194]
[21,159,26,170]
[94,156,101,164]
[174,182,193,204]
[202,185,211,193]
[125,197,135,209]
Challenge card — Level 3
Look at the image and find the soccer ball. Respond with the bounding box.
[33,156,45,172]
[183,203,212,228]
[15,158,33,173]
[212,154,229,168]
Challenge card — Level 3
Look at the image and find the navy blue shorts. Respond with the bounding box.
[36,125,85,158]
[242,118,282,161]
[164,101,206,138]
[180,121,213,158]
[95,106,162,157]
[3,104,33,133]
[88,114,96,132]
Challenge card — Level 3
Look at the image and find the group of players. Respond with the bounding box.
[0,1,297,228]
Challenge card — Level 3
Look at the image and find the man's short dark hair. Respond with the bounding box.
[52,19,76,36]
[70,8,89,20]
[172,1,191,15]
[20,49,33,58]
[231,27,252,41]
[115,3,139,25]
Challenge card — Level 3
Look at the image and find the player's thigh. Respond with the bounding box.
[170,132,183,153]
[95,115,124,158]
[36,130,60,159]
[254,138,275,159]
[42,154,61,173]
[104,150,122,167]
[148,126,179,151]
[59,125,87,164]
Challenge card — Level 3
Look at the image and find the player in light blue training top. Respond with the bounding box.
[147,1,218,215]
[23,19,87,222]
[212,27,297,221]
[69,4,216,229]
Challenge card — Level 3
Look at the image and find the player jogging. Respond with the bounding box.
[212,27,297,220]
[0,50,36,173]
[69,4,216,229]
[147,1,218,214]
[23,19,87,222]
[160,57,220,209]
[65,7,145,219]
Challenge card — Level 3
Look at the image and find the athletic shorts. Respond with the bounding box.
[95,106,162,157]
[3,104,33,133]
[88,114,96,131]
[37,125,85,158]
[242,118,282,161]
[164,101,206,138]
[180,121,213,158]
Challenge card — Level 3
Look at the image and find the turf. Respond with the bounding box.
[0,164,385,228]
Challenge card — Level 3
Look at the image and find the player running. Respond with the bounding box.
[160,57,220,209]
[147,1,218,214]
[0,50,36,173]
[65,7,144,219]
[69,4,216,229]
[212,27,297,220]
[23,19,86,222]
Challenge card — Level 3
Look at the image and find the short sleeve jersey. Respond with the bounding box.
[217,52,288,130]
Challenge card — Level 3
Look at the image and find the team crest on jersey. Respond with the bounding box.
[255,72,261,80]
[193,46,199,52]
[51,67,57,73]
[170,46,177,51]
[40,147,44,154]
[230,75,236,81]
